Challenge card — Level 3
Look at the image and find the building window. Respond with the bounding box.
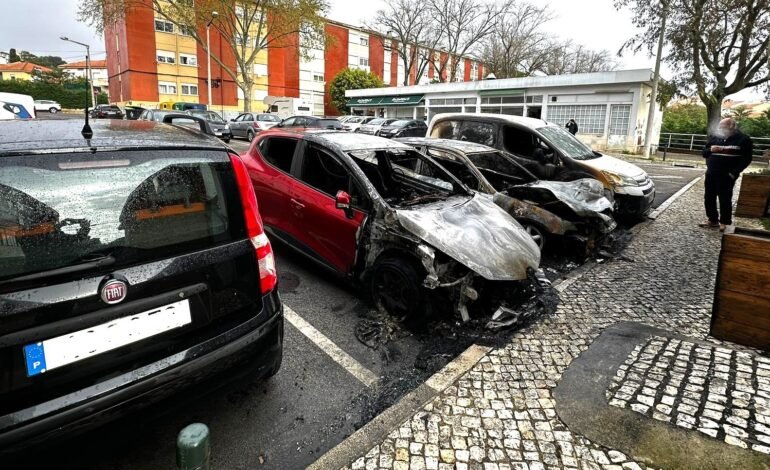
[313,74,324,82]
[159,82,177,94]
[609,104,632,136]
[180,54,197,66]
[546,104,608,135]
[360,37,369,46]
[254,63,268,76]
[359,57,369,67]
[181,84,198,95]
[178,26,194,36]
[154,20,174,33]
[157,51,176,64]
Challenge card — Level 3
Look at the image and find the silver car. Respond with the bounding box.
[358,118,397,136]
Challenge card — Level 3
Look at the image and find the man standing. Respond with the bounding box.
[566,119,578,135]
[699,118,754,231]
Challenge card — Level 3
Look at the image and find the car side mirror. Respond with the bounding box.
[335,190,354,218]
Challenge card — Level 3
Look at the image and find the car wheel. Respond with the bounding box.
[523,223,547,251]
[49,107,59,114]
[247,130,255,142]
[370,257,424,321]
[222,137,231,143]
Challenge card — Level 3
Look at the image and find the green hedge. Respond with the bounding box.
[0,80,107,108]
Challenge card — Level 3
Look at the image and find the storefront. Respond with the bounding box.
[345,69,661,152]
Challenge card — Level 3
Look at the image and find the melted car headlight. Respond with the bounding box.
[602,171,637,187]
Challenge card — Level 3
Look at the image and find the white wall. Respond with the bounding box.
[348,29,370,72]
[300,30,326,116]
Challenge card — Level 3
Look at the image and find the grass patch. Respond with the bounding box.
[761,218,770,231]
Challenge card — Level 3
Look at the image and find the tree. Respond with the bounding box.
[480,1,554,78]
[541,41,618,75]
[329,68,384,114]
[661,103,708,134]
[78,0,328,112]
[729,105,752,121]
[371,0,439,86]
[17,51,66,68]
[427,0,506,82]
[8,48,20,63]
[617,0,770,132]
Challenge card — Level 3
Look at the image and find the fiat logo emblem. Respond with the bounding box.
[101,279,128,304]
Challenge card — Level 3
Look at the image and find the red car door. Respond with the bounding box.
[242,135,301,240]
[288,142,367,274]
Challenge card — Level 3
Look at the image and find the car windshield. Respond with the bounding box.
[466,151,538,189]
[348,148,468,207]
[0,149,242,282]
[190,111,224,122]
[390,120,411,127]
[538,126,600,161]
[347,117,363,123]
[258,114,281,122]
[368,119,386,125]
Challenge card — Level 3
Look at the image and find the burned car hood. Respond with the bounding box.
[395,194,541,281]
[508,178,613,219]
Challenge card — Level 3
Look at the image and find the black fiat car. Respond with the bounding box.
[0,117,283,453]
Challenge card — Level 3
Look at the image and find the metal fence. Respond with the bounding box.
[657,133,770,161]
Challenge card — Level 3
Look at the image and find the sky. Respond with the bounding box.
[0,0,761,100]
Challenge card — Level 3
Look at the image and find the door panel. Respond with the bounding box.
[291,146,366,274]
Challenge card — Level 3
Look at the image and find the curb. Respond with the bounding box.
[308,344,491,470]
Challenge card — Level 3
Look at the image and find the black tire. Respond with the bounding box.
[49,107,59,114]
[370,257,424,321]
[553,170,595,182]
[522,223,547,251]
[247,130,255,142]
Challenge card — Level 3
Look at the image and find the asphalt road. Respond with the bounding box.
[12,130,705,470]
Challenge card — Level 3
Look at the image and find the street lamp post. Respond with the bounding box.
[206,12,219,109]
[60,37,96,110]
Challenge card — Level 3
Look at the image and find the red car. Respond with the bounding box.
[240,129,541,323]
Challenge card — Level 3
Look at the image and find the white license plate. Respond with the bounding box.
[23,299,192,377]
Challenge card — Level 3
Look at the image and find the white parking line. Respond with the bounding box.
[283,305,379,387]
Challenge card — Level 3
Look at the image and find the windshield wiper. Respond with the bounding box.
[0,254,115,286]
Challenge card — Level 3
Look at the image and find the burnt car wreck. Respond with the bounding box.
[397,138,616,251]
[247,131,553,328]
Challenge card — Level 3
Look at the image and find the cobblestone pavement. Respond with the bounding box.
[607,336,770,454]
[342,181,768,470]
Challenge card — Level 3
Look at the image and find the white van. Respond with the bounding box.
[263,96,312,118]
[426,113,656,216]
[0,92,36,119]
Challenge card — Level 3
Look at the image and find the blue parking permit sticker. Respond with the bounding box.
[23,342,47,377]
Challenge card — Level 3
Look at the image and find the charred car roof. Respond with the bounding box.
[0,119,228,156]
[396,137,498,155]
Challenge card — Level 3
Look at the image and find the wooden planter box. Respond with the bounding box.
[735,174,770,218]
[710,227,770,350]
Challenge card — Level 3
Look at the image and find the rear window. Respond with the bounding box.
[318,119,342,129]
[258,114,281,122]
[0,149,245,282]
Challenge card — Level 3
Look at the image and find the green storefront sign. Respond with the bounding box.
[347,95,424,107]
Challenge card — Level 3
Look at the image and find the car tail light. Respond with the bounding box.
[229,154,278,295]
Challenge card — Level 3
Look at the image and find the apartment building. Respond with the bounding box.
[104,5,484,116]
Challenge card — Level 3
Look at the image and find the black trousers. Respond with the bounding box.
[704,171,736,225]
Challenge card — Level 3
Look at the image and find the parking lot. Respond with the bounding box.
[6,131,703,470]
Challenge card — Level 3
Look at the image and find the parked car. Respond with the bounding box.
[398,138,616,251]
[90,104,124,119]
[342,116,376,132]
[186,109,232,143]
[0,116,283,453]
[427,113,655,216]
[242,129,541,323]
[124,105,146,120]
[378,119,428,139]
[137,109,175,122]
[230,113,282,142]
[33,100,61,114]
[359,118,398,136]
[276,115,342,130]
[0,93,35,119]
[337,116,356,124]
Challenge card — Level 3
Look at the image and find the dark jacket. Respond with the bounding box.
[702,131,753,177]
[566,120,578,135]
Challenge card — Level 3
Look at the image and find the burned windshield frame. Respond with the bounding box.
[537,126,599,161]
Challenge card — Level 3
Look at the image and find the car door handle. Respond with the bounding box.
[290,199,305,210]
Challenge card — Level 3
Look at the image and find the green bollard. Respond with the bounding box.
[177,423,210,470]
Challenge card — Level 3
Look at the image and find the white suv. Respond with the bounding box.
[34,100,62,114]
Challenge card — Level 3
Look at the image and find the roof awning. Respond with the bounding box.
[347,97,383,107]
[347,95,425,107]
[479,89,525,97]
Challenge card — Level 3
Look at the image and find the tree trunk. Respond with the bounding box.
[704,96,723,135]
[242,81,253,113]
